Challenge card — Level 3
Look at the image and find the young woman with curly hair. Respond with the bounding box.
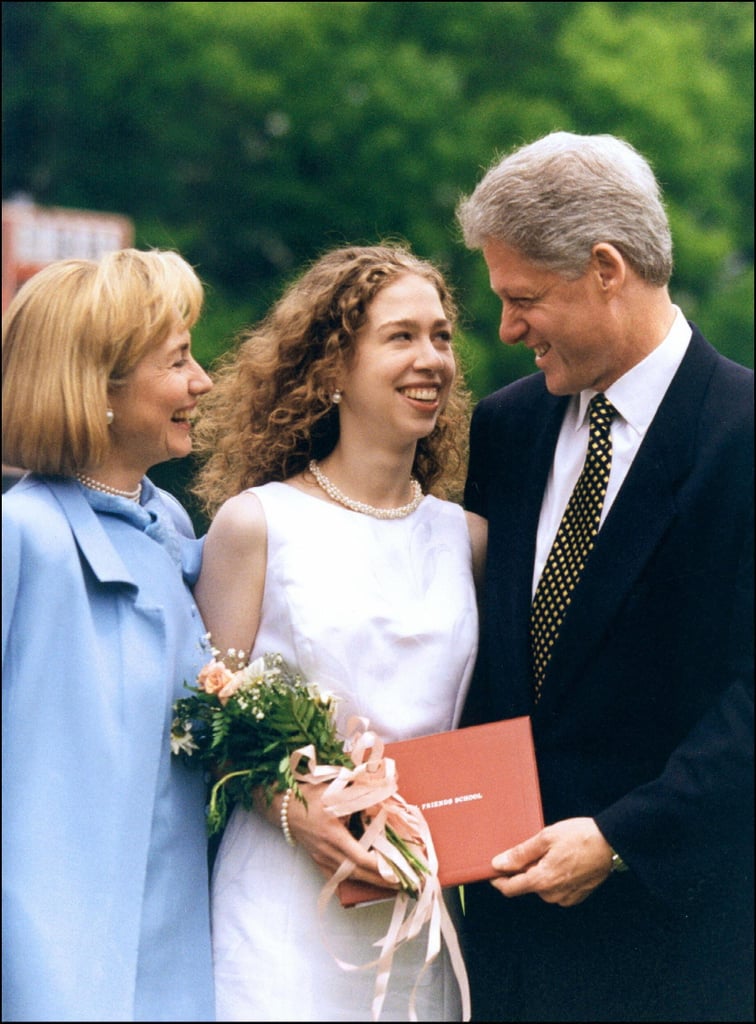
[192,243,486,1022]
[191,243,473,516]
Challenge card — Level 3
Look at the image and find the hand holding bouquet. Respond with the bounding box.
[171,644,430,895]
[171,641,470,1021]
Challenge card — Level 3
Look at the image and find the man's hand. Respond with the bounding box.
[489,817,615,907]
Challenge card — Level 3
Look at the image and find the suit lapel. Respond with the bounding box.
[535,328,717,709]
[486,393,567,714]
[50,479,138,588]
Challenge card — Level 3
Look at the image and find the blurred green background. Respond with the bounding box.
[3,1,753,520]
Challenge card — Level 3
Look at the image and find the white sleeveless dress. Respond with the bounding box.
[211,482,479,1022]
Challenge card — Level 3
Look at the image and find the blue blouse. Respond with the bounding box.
[2,475,215,1022]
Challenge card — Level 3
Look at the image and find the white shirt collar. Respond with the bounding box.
[576,307,691,434]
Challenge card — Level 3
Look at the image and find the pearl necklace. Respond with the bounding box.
[308,460,423,520]
[76,472,142,502]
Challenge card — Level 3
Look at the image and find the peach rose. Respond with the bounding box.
[197,659,233,695]
[218,670,248,705]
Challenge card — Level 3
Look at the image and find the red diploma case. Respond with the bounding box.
[339,716,544,907]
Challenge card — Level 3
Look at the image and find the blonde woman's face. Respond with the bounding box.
[338,273,456,450]
[106,326,212,475]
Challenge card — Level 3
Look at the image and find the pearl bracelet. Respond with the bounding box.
[279,787,296,846]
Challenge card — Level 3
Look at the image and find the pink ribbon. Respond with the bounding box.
[289,717,471,1022]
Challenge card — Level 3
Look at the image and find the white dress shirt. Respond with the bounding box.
[532,307,692,596]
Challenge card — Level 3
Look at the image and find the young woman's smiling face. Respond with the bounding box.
[338,273,456,451]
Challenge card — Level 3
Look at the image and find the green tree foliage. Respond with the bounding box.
[4,1,752,397]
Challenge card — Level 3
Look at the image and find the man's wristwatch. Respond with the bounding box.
[610,849,629,873]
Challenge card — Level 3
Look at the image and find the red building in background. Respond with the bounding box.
[2,198,134,312]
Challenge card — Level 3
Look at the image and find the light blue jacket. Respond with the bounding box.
[2,476,215,1022]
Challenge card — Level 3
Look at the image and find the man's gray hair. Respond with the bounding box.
[456,131,673,285]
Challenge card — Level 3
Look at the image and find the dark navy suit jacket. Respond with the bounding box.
[461,325,753,1021]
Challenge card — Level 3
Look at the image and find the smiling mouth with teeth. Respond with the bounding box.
[402,387,439,402]
[172,411,196,423]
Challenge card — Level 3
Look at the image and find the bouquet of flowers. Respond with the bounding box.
[171,639,471,1021]
[171,642,431,896]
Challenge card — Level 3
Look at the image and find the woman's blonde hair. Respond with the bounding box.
[192,244,471,517]
[2,248,203,474]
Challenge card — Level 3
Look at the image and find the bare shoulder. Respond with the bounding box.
[196,491,268,650]
[206,490,267,552]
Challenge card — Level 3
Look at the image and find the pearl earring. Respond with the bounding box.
[106,409,114,425]
[332,389,342,405]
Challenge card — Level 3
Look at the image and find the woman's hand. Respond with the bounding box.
[257,782,399,889]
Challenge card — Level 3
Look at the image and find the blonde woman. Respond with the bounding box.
[2,249,215,1022]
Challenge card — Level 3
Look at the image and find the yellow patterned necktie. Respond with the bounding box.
[530,393,617,702]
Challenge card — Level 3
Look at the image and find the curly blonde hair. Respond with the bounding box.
[192,244,471,517]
